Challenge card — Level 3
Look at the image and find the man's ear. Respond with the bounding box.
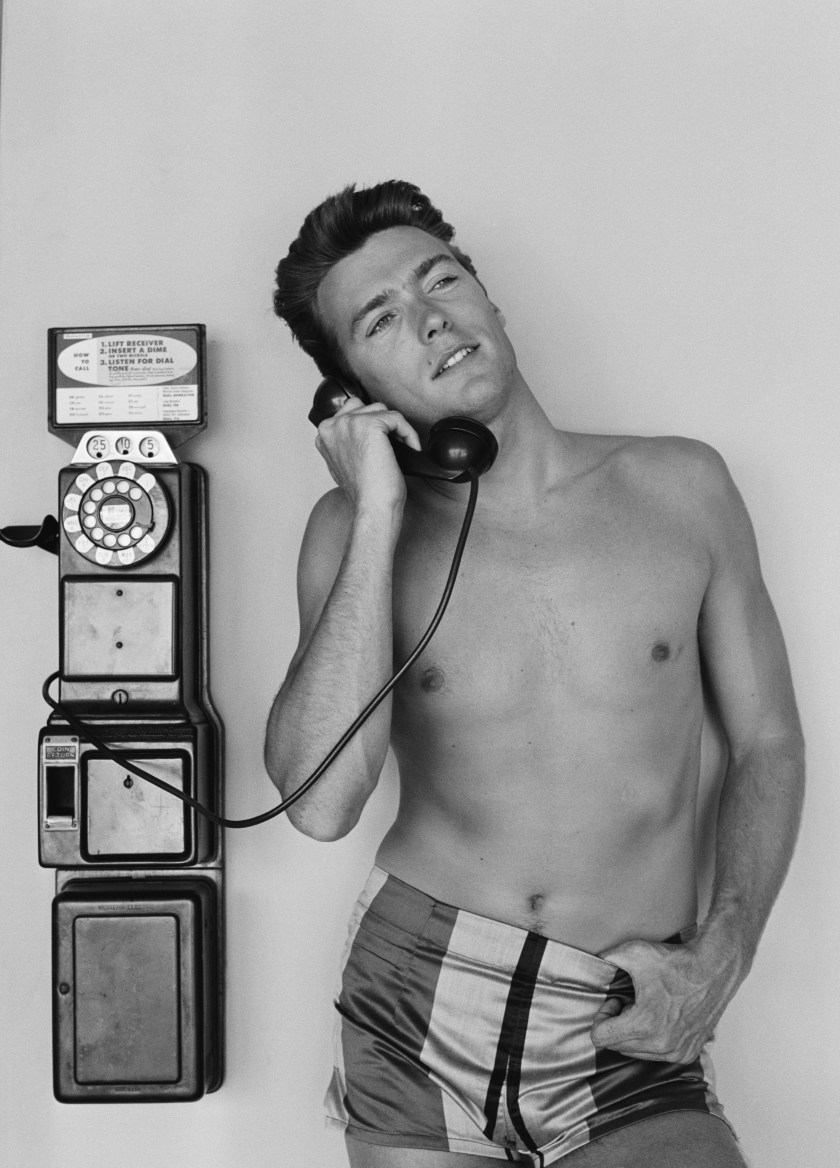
[346,373,371,404]
[329,367,369,403]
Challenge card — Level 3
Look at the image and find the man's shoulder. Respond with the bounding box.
[605,433,733,505]
[573,433,740,544]
[607,432,725,471]
[304,486,353,541]
[297,487,353,577]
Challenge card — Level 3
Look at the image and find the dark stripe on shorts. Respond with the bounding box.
[483,929,548,1161]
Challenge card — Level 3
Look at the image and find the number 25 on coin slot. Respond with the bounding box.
[19,324,224,1102]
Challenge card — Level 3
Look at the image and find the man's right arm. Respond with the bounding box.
[263,398,419,840]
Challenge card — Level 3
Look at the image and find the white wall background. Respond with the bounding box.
[1,2,837,1165]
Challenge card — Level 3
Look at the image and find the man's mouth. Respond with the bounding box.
[433,345,477,379]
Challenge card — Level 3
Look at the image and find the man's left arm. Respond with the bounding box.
[592,445,805,1062]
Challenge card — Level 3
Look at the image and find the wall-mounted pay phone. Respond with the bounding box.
[5,325,223,1102]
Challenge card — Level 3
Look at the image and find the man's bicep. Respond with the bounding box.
[287,489,351,673]
[698,464,801,756]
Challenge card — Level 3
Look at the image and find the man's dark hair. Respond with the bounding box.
[273,180,479,383]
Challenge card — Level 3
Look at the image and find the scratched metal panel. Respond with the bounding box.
[83,753,188,859]
[73,914,181,1083]
[63,579,176,677]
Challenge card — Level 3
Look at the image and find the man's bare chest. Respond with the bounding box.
[391,489,711,710]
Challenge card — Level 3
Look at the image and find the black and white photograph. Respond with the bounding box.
[1,3,836,1166]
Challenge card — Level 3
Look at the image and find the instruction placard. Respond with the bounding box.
[52,327,202,425]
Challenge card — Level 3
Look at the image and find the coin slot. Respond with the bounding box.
[46,765,77,821]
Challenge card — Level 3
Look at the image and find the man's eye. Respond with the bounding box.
[431,275,457,291]
[368,312,395,336]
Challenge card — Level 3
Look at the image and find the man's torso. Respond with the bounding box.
[375,431,715,953]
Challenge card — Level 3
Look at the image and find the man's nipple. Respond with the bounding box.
[420,666,446,693]
[650,640,685,663]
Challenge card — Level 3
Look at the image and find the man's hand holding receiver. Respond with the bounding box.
[315,394,421,510]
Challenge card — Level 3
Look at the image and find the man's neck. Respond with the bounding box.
[411,375,574,512]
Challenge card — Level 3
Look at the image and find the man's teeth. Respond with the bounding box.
[440,347,474,374]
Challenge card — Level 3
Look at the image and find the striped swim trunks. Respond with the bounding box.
[325,867,731,1165]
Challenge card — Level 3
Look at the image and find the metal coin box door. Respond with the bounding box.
[15,325,223,1102]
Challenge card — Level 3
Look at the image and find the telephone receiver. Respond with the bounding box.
[308,377,498,482]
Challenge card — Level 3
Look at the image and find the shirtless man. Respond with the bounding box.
[265,181,804,1167]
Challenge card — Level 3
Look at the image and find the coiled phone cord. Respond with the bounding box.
[41,470,480,829]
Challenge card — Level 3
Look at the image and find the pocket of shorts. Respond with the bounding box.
[338,909,426,1034]
[353,907,423,967]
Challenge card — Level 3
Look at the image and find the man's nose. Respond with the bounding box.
[417,300,450,342]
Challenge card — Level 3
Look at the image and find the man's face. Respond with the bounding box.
[316,226,518,427]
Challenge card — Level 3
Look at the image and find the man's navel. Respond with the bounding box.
[525,892,547,934]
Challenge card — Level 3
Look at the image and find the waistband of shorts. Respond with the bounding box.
[358,866,691,988]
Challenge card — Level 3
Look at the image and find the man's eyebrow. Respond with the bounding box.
[349,253,457,338]
[349,289,392,339]
[413,252,456,284]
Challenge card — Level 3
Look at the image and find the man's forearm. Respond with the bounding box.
[701,731,806,973]
[265,504,401,839]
